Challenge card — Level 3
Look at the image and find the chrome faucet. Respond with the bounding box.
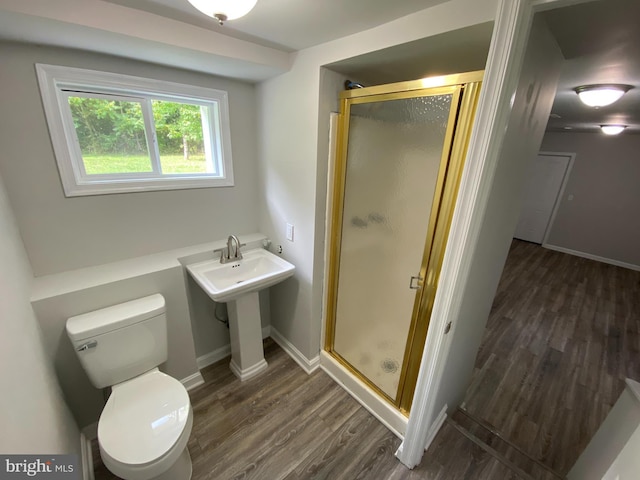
[227,235,242,260]
[216,235,244,264]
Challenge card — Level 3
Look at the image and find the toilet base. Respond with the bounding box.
[153,447,192,480]
[106,446,192,480]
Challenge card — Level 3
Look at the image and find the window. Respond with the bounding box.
[36,64,234,196]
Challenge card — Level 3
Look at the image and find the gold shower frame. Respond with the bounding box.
[324,71,483,414]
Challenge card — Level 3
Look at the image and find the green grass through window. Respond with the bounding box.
[82,154,208,175]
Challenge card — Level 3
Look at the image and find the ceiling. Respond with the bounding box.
[0,0,452,82]
[105,0,448,52]
[1,0,637,133]
[327,22,493,85]
[542,0,640,134]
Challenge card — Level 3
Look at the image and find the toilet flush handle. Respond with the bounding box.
[76,340,98,352]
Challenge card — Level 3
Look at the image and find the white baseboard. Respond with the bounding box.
[196,326,271,370]
[196,344,232,370]
[181,371,205,391]
[82,422,98,441]
[395,443,404,457]
[543,244,640,272]
[80,427,96,480]
[262,325,271,340]
[396,404,447,463]
[270,326,320,374]
[424,404,448,451]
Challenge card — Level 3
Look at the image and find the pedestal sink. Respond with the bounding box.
[186,248,295,381]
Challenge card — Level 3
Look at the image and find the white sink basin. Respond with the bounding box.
[187,248,295,302]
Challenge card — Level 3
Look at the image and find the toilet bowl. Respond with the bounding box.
[67,294,193,480]
[99,369,193,480]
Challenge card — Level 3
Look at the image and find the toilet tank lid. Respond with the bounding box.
[66,294,165,342]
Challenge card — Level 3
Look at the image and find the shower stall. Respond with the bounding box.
[323,71,483,429]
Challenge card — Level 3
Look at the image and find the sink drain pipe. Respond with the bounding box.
[214,302,229,328]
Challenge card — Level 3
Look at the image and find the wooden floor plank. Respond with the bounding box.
[93,338,531,480]
[94,240,639,480]
[285,408,379,479]
[463,239,640,475]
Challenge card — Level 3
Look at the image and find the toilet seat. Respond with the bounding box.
[98,369,193,480]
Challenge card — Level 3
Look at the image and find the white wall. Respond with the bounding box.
[603,423,640,480]
[569,380,640,480]
[31,267,200,428]
[257,0,499,361]
[0,170,80,454]
[431,16,563,412]
[312,67,351,354]
[541,132,640,268]
[0,0,290,81]
[0,42,260,276]
[186,276,270,359]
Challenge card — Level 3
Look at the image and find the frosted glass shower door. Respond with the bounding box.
[331,91,458,403]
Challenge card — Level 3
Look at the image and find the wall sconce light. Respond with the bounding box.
[187,0,258,25]
[574,84,632,107]
[600,125,627,135]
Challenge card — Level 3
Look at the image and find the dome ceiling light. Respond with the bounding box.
[600,125,627,135]
[187,0,258,25]
[574,84,632,108]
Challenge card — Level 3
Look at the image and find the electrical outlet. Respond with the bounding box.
[277,245,283,254]
[286,223,294,242]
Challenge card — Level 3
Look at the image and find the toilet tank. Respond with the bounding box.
[66,294,168,389]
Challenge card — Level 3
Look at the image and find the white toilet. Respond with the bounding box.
[66,294,193,480]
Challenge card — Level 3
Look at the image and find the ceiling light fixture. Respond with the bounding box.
[187,0,257,25]
[574,84,632,107]
[600,125,627,135]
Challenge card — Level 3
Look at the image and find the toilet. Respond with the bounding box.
[66,294,193,480]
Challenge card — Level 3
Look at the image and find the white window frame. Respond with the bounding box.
[36,64,234,196]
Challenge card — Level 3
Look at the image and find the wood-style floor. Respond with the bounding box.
[94,338,532,479]
[93,240,640,479]
[463,239,640,476]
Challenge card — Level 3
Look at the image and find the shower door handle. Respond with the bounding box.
[409,275,423,289]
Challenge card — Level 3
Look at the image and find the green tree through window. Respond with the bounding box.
[37,63,233,196]
[153,100,205,161]
[68,97,211,175]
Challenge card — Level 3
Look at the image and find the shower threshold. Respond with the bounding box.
[320,350,408,438]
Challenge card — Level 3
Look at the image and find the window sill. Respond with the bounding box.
[64,175,234,196]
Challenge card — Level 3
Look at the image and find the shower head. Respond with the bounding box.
[344,80,365,90]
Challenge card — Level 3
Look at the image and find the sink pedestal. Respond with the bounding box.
[227,291,268,381]
[186,247,295,381]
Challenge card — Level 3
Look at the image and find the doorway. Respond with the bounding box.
[398,0,640,472]
[514,152,574,244]
[436,0,640,476]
